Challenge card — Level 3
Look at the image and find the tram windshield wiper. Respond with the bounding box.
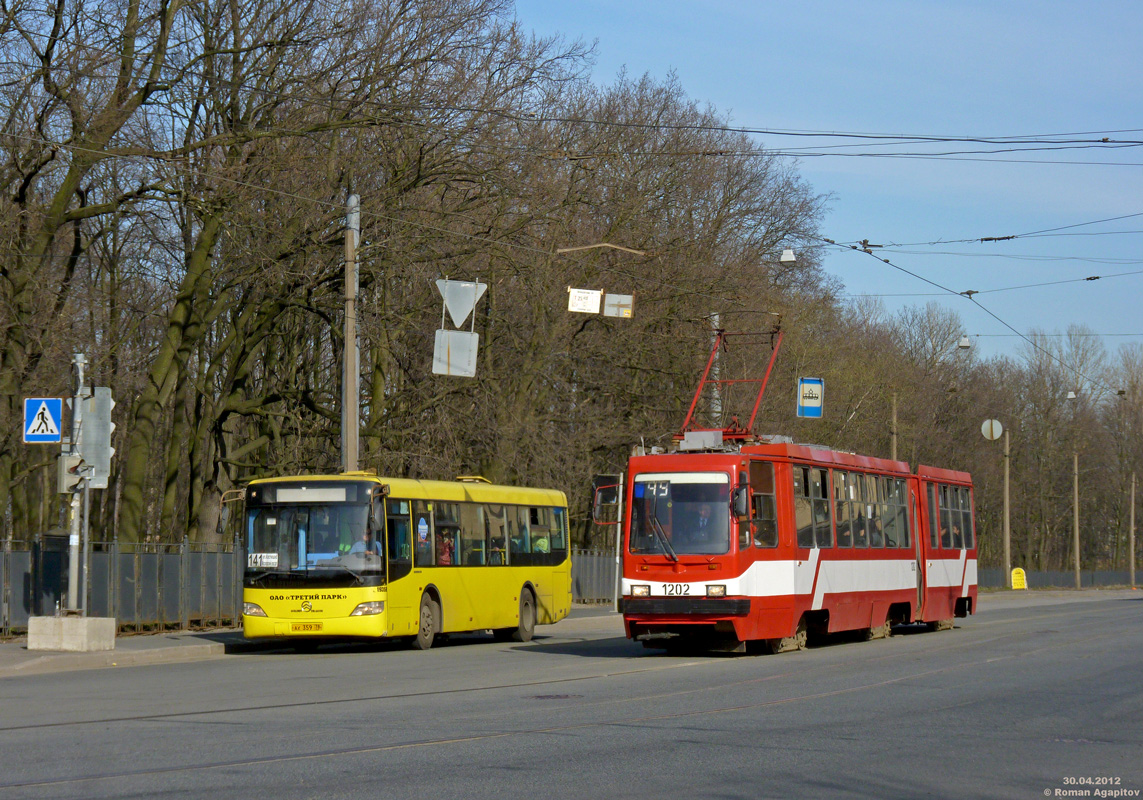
[649,514,679,562]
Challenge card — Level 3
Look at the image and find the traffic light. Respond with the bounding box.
[80,387,115,488]
[57,453,85,493]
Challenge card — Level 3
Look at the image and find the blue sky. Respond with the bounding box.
[513,1,1143,362]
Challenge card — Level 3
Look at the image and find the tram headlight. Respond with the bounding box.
[243,602,267,617]
[706,584,727,598]
[350,601,385,616]
[631,584,651,597]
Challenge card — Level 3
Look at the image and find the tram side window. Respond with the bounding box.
[882,479,909,548]
[939,485,954,548]
[794,466,832,549]
[961,487,975,549]
[793,468,815,548]
[435,501,461,567]
[834,471,853,548]
[851,473,869,548]
[864,474,883,547]
[751,461,778,548]
[928,484,940,548]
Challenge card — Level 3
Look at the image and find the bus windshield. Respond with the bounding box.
[245,502,382,576]
[629,472,730,556]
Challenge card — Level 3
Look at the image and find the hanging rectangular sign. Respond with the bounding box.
[432,330,479,378]
[567,288,603,314]
[797,378,824,419]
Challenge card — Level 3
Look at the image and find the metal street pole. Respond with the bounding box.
[66,353,86,612]
[1130,471,1136,589]
[891,391,898,461]
[1073,449,1081,590]
[1003,428,1011,588]
[343,194,360,473]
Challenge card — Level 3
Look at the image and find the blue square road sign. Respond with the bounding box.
[24,397,63,443]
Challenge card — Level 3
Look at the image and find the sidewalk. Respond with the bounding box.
[0,605,622,679]
[0,590,1135,679]
[0,628,284,679]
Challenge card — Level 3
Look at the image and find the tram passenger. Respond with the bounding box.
[950,524,963,549]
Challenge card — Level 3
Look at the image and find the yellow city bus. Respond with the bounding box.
[241,473,572,648]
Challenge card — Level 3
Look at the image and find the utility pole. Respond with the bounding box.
[66,353,86,612]
[1073,449,1081,590]
[343,194,360,473]
[1003,428,1011,588]
[890,391,898,461]
[1130,471,1136,589]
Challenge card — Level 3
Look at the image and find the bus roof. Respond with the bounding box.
[246,474,568,507]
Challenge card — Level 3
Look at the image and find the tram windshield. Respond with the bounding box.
[629,472,730,556]
[244,482,384,577]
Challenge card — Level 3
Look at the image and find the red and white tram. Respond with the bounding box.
[619,441,977,652]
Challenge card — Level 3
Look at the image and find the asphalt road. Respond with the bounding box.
[0,592,1141,800]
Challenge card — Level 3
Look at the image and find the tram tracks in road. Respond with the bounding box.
[2,601,1137,793]
[0,599,1131,738]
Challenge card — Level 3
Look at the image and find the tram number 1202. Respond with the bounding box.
[663,583,690,596]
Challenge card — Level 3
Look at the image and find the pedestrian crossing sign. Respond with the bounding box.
[23,398,63,443]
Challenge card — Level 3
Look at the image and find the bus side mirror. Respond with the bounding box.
[732,486,750,520]
[592,484,620,525]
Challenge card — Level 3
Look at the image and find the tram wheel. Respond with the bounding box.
[413,594,439,650]
[865,619,892,640]
[929,618,955,632]
[769,618,807,654]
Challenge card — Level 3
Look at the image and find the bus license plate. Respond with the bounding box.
[291,622,323,633]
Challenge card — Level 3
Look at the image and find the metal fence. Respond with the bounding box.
[978,567,1136,589]
[1,536,242,637]
[15,543,1122,637]
[572,549,619,604]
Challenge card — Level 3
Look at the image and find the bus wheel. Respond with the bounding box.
[413,595,439,650]
[512,590,536,642]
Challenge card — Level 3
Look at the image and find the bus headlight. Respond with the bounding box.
[243,602,267,617]
[350,601,385,616]
[631,584,650,597]
[706,584,727,597]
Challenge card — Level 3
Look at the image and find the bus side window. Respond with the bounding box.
[386,499,413,581]
[485,504,507,565]
[530,507,551,557]
[551,508,568,557]
[459,502,485,565]
[412,500,434,566]
[510,506,531,565]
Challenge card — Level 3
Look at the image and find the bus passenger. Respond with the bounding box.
[437,533,454,565]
